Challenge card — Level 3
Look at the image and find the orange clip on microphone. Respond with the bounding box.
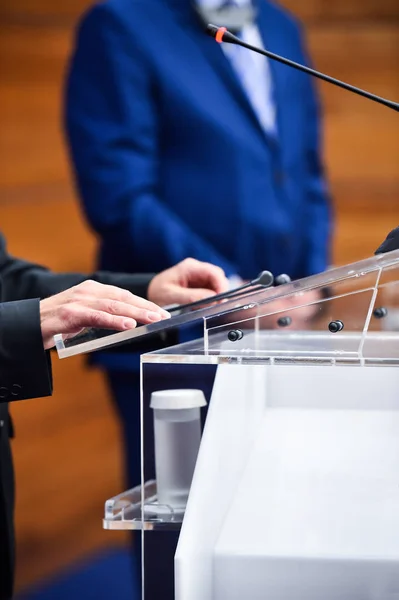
[215,26,227,43]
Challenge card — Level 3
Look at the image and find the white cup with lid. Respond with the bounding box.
[150,389,207,509]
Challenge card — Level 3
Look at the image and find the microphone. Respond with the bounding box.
[206,24,399,113]
[166,269,277,315]
[252,270,275,287]
[274,273,291,286]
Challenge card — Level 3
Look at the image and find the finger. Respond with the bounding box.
[182,260,228,294]
[79,281,170,318]
[63,328,85,340]
[91,298,170,324]
[61,306,138,333]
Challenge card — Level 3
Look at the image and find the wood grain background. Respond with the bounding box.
[0,0,398,591]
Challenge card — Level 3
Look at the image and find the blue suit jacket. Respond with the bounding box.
[65,0,332,369]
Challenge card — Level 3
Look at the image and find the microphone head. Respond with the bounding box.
[256,270,274,287]
[274,273,292,286]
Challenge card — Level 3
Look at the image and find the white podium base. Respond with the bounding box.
[175,363,399,600]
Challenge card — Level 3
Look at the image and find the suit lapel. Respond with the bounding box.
[167,0,274,147]
[193,28,271,143]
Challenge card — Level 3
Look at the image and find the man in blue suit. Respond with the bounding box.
[65,1,332,596]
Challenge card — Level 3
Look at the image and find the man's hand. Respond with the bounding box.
[40,280,170,349]
[147,258,228,307]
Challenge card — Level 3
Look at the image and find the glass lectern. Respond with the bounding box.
[56,250,399,600]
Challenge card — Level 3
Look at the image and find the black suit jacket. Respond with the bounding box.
[0,232,154,600]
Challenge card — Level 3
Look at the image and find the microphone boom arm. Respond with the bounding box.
[206,24,399,112]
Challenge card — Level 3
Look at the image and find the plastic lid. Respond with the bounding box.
[150,389,207,410]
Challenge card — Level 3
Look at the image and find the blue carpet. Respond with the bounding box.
[16,548,139,600]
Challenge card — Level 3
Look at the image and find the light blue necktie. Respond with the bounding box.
[212,0,277,137]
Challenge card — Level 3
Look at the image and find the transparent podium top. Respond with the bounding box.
[55,250,399,364]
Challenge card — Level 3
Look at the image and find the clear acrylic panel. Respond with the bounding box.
[103,362,216,532]
[375,263,399,331]
[361,262,399,360]
[103,361,217,599]
[102,257,399,535]
[202,269,381,360]
[55,250,399,359]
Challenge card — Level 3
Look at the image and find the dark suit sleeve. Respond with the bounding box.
[0,299,52,403]
[0,232,154,301]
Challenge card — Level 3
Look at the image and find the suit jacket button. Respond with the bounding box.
[11,384,22,397]
[0,387,8,400]
[0,420,4,427]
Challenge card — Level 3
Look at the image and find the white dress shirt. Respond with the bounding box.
[198,0,277,136]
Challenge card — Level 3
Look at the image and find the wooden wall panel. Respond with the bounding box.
[0,26,72,189]
[309,26,399,186]
[0,0,93,21]
[1,23,397,194]
[1,0,398,22]
[0,0,398,592]
[280,0,399,22]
